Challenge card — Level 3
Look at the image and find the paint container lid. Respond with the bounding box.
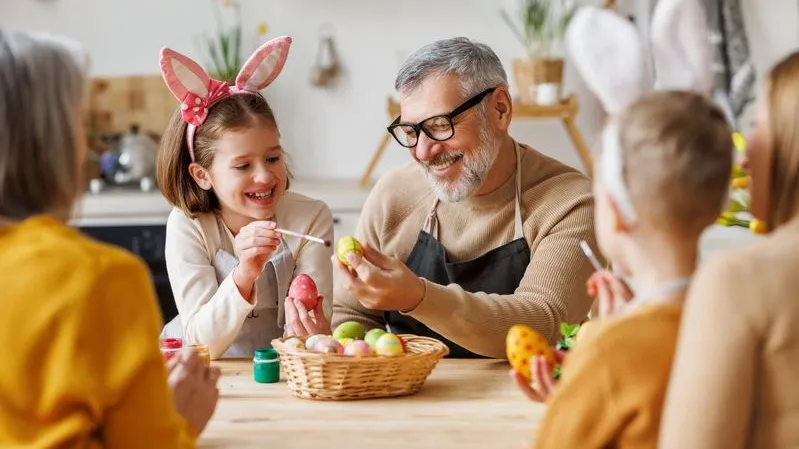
[160,338,183,349]
[254,348,279,361]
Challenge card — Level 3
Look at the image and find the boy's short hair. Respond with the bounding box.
[617,91,733,233]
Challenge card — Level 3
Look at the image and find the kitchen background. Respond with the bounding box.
[1,0,795,322]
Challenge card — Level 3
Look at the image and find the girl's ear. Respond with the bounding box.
[236,36,292,92]
[188,163,213,191]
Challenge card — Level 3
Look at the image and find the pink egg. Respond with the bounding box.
[344,340,374,356]
[288,274,319,310]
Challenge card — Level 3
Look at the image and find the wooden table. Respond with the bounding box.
[199,359,545,448]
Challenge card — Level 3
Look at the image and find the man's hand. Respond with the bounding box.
[331,242,425,312]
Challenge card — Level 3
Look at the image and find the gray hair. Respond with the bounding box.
[395,37,508,107]
[0,29,89,221]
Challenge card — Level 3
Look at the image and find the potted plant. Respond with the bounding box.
[198,0,269,84]
[500,0,576,104]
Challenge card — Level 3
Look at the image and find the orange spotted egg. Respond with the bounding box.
[506,324,555,381]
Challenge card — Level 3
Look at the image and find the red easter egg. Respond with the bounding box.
[288,274,319,309]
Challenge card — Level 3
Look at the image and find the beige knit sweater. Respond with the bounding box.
[332,143,599,358]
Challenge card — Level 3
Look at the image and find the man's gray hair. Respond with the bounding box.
[0,29,89,220]
[395,37,508,102]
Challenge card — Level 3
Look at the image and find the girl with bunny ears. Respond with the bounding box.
[156,37,334,360]
[525,1,734,447]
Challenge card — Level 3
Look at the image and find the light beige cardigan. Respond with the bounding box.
[659,217,799,448]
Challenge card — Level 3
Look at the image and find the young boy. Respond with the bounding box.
[529,90,733,448]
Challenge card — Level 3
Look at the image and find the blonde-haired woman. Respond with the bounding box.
[659,50,799,448]
[0,29,218,447]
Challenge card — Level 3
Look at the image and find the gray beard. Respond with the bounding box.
[423,125,499,203]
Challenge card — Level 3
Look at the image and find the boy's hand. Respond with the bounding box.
[510,350,566,402]
[587,270,634,318]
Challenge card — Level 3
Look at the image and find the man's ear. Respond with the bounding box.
[491,87,513,131]
[188,163,213,190]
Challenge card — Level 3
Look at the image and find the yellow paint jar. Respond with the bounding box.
[190,344,211,366]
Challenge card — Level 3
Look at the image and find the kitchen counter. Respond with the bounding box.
[70,178,374,227]
[199,359,542,449]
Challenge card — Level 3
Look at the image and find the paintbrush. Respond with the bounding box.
[579,239,604,272]
[276,228,331,247]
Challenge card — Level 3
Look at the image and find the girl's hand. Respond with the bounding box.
[166,348,220,436]
[587,270,634,318]
[284,296,331,336]
[234,221,280,280]
[510,350,566,402]
[232,221,280,299]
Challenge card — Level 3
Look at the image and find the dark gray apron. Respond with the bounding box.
[385,143,530,358]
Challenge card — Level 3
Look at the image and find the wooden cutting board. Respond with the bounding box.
[88,75,177,140]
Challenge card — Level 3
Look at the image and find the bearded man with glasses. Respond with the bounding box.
[332,37,600,359]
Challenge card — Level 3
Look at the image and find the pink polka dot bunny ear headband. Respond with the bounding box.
[159,36,292,161]
[565,0,714,225]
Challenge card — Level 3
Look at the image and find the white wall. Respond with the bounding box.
[2,0,796,180]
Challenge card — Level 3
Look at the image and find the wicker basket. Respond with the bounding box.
[270,334,449,401]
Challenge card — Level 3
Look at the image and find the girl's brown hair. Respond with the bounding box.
[765,50,799,228]
[156,94,282,217]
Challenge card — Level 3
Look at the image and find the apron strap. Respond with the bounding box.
[215,215,237,255]
[423,198,441,239]
[513,141,524,241]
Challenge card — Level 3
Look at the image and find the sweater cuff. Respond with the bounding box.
[402,278,450,322]
[219,274,256,315]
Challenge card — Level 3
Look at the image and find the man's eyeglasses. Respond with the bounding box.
[386,87,497,148]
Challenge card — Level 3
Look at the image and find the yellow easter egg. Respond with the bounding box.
[374,333,404,357]
[750,218,767,235]
[506,324,555,381]
[336,236,364,266]
[731,177,749,190]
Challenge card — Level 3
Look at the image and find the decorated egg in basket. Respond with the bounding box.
[344,340,374,356]
[375,333,405,356]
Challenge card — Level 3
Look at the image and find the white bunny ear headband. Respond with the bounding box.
[565,0,714,225]
[159,36,292,161]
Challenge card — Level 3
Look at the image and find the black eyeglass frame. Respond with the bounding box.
[386,87,497,148]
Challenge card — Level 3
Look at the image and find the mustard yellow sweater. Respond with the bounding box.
[532,303,682,449]
[0,216,195,448]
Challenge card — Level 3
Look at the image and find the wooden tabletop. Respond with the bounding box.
[199,359,545,449]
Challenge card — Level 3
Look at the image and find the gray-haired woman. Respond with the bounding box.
[0,29,217,447]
